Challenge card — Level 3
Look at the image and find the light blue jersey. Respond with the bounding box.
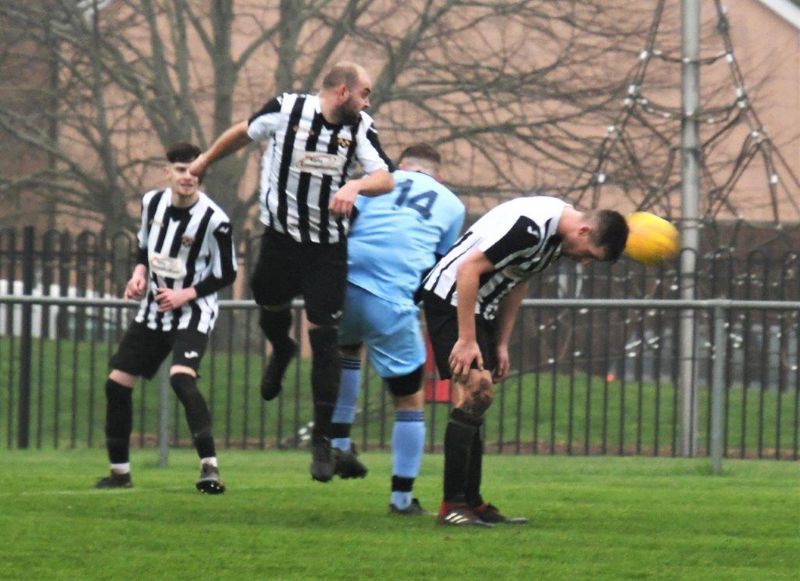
[347,170,465,306]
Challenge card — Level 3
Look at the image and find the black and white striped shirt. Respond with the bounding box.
[134,189,237,333]
[422,196,566,320]
[247,92,393,244]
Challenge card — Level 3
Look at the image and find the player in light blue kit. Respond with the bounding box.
[331,143,465,515]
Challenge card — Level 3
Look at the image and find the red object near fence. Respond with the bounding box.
[423,335,451,403]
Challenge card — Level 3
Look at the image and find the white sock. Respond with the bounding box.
[110,462,130,474]
[201,457,218,468]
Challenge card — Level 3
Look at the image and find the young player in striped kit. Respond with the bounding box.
[189,62,394,482]
[329,144,465,515]
[421,197,628,526]
[95,143,237,494]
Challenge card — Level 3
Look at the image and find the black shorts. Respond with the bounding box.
[422,292,497,380]
[250,227,347,326]
[109,322,209,379]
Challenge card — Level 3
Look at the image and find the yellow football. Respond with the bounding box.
[624,212,679,265]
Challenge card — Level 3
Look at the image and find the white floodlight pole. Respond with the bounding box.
[680,0,701,456]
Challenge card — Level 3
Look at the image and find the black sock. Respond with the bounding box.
[443,408,482,503]
[392,475,414,493]
[466,426,484,508]
[105,378,133,464]
[258,308,294,353]
[170,373,216,459]
[308,326,340,442]
[330,422,352,440]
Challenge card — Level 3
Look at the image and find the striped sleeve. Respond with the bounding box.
[355,114,393,173]
[247,95,283,142]
[480,215,542,266]
[193,220,237,298]
[136,190,162,265]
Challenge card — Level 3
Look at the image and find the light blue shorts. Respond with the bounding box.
[338,284,425,378]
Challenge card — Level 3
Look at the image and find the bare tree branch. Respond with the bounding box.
[1,0,655,231]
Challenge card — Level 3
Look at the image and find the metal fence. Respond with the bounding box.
[1,226,799,461]
[2,295,799,463]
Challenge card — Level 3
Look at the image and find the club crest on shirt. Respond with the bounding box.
[181,235,194,247]
[337,137,352,148]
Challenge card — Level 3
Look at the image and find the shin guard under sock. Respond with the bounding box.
[392,409,425,478]
[105,379,133,464]
[443,408,483,503]
[466,426,485,508]
[331,356,361,450]
[170,373,216,459]
[308,326,340,441]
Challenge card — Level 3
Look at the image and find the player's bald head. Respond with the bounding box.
[322,62,370,91]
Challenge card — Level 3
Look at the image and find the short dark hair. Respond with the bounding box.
[322,62,363,91]
[399,143,442,166]
[591,209,629,262]
[166,142,201,163]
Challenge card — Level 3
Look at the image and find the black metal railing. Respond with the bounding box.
[2,294,798,461]
[1,226,799,459]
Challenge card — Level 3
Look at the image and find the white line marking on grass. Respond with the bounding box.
[0,485,267,498]
[0,489,144,498]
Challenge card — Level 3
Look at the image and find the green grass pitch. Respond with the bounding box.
[1,450,797,579]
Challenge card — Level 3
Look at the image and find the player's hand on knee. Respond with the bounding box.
[449,338,483,383]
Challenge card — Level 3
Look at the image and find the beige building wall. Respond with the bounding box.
[4,0,800,228]
[715,0,800,221]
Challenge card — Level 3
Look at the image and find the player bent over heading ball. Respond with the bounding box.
[95,142,237,494]
[420,197,628,526]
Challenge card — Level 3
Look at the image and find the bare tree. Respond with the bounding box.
[0,0,651,232]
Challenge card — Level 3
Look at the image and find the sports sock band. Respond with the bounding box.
[110,462,131,474]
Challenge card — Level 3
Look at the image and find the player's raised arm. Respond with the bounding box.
[189,120,252,179]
